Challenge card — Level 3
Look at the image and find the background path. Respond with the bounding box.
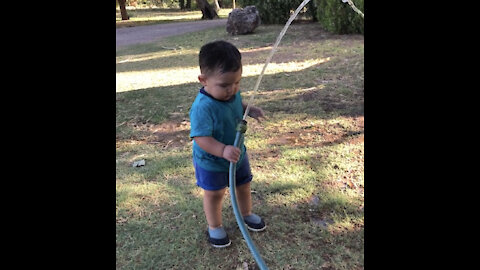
[116,19,228,48]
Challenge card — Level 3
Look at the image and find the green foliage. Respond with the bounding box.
[238,0,309,24]
[315,0,364,34]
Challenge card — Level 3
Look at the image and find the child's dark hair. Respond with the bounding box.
[199,40,242,75]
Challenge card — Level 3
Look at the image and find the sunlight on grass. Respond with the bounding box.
[117,49,198,64]
[239,46,273,53]
[242,85,326,103]
[116,181,171,213]
[243,58,330,77]
[116,58,330,92]
[116,22,363,270]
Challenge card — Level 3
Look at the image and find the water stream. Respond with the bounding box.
[242,0,364,120]
[235,1,363,268]
[242,0,312,120]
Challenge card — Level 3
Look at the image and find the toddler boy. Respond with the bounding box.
[189,40,266,248]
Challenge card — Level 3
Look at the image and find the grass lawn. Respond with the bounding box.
[116,21,364,270]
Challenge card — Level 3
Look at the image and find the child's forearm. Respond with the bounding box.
[194,136,241,163]
[193,136,226,158]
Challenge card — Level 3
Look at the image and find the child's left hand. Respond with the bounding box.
[248,106,266,123]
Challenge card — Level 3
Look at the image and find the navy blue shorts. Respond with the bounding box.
[194,155,253,191]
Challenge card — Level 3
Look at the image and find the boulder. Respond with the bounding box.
[226,6,261,35]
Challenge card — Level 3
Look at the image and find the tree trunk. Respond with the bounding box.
[186,0,192,9]
[179,0,185,10]
[196,0,218,20]
[118,0,129,20]
[214,0,220,11]
[233,0,235,9]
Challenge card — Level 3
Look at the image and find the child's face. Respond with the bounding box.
[198,68,242,101]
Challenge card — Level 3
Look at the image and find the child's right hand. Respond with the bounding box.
[222,145,241,163]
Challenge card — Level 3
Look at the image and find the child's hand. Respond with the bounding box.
[248,106,266,123]
[222,145,241,163]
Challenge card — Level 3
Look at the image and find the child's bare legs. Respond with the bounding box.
[203,188,227,229]
[204,187,231,247]
[203,183,253,227]
[236,181,266,231]
[235,181,252,216]
[204,181,265,238]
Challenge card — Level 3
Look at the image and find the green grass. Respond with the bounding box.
[116,22,363,269]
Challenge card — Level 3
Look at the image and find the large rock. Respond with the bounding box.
[226,6,261,35]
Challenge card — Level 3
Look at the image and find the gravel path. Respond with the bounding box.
[116,19,228,48]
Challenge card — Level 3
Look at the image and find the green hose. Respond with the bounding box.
[229,120,269,270]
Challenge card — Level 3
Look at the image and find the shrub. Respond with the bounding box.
[237,0,309,24]
[315,0,364,34]
[236,0,363,33]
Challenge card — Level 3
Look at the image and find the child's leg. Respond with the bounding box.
[203,187,227,229]
[236,180,266,231]
[235,181,252,216]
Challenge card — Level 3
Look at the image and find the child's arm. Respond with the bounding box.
[242,101,265,122]
[194,136,241,163]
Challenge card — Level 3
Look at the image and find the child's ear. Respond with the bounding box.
[198,74,207,86]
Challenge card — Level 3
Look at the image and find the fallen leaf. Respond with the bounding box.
[346,179,357,189]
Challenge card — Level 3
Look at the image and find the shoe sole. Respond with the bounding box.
[206,229,232,248]
[246,224,267,232]
[210,240,232,248]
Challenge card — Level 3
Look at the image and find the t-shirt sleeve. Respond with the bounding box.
[189,104,214,138]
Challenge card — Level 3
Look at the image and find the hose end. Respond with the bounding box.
[237,120,248,134]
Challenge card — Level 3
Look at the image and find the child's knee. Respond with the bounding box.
[204,188,226,199]
[236,181,251,192]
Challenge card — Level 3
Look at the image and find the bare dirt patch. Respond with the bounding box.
[267,116,364,148]
[123,120,192,149]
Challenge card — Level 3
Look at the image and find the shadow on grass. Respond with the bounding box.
[117,158,363,269]
[115,22,360,58]
[116,29,362,74]
[115,48,327,73]
[116,22,363,269]
[116,60,363,127]
[116,51,198,73]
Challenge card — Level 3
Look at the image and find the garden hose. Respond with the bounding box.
[229,1,364,268]
[229,120,269,270]
[230,2,314,268]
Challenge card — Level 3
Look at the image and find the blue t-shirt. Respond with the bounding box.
[189,87,246,172]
